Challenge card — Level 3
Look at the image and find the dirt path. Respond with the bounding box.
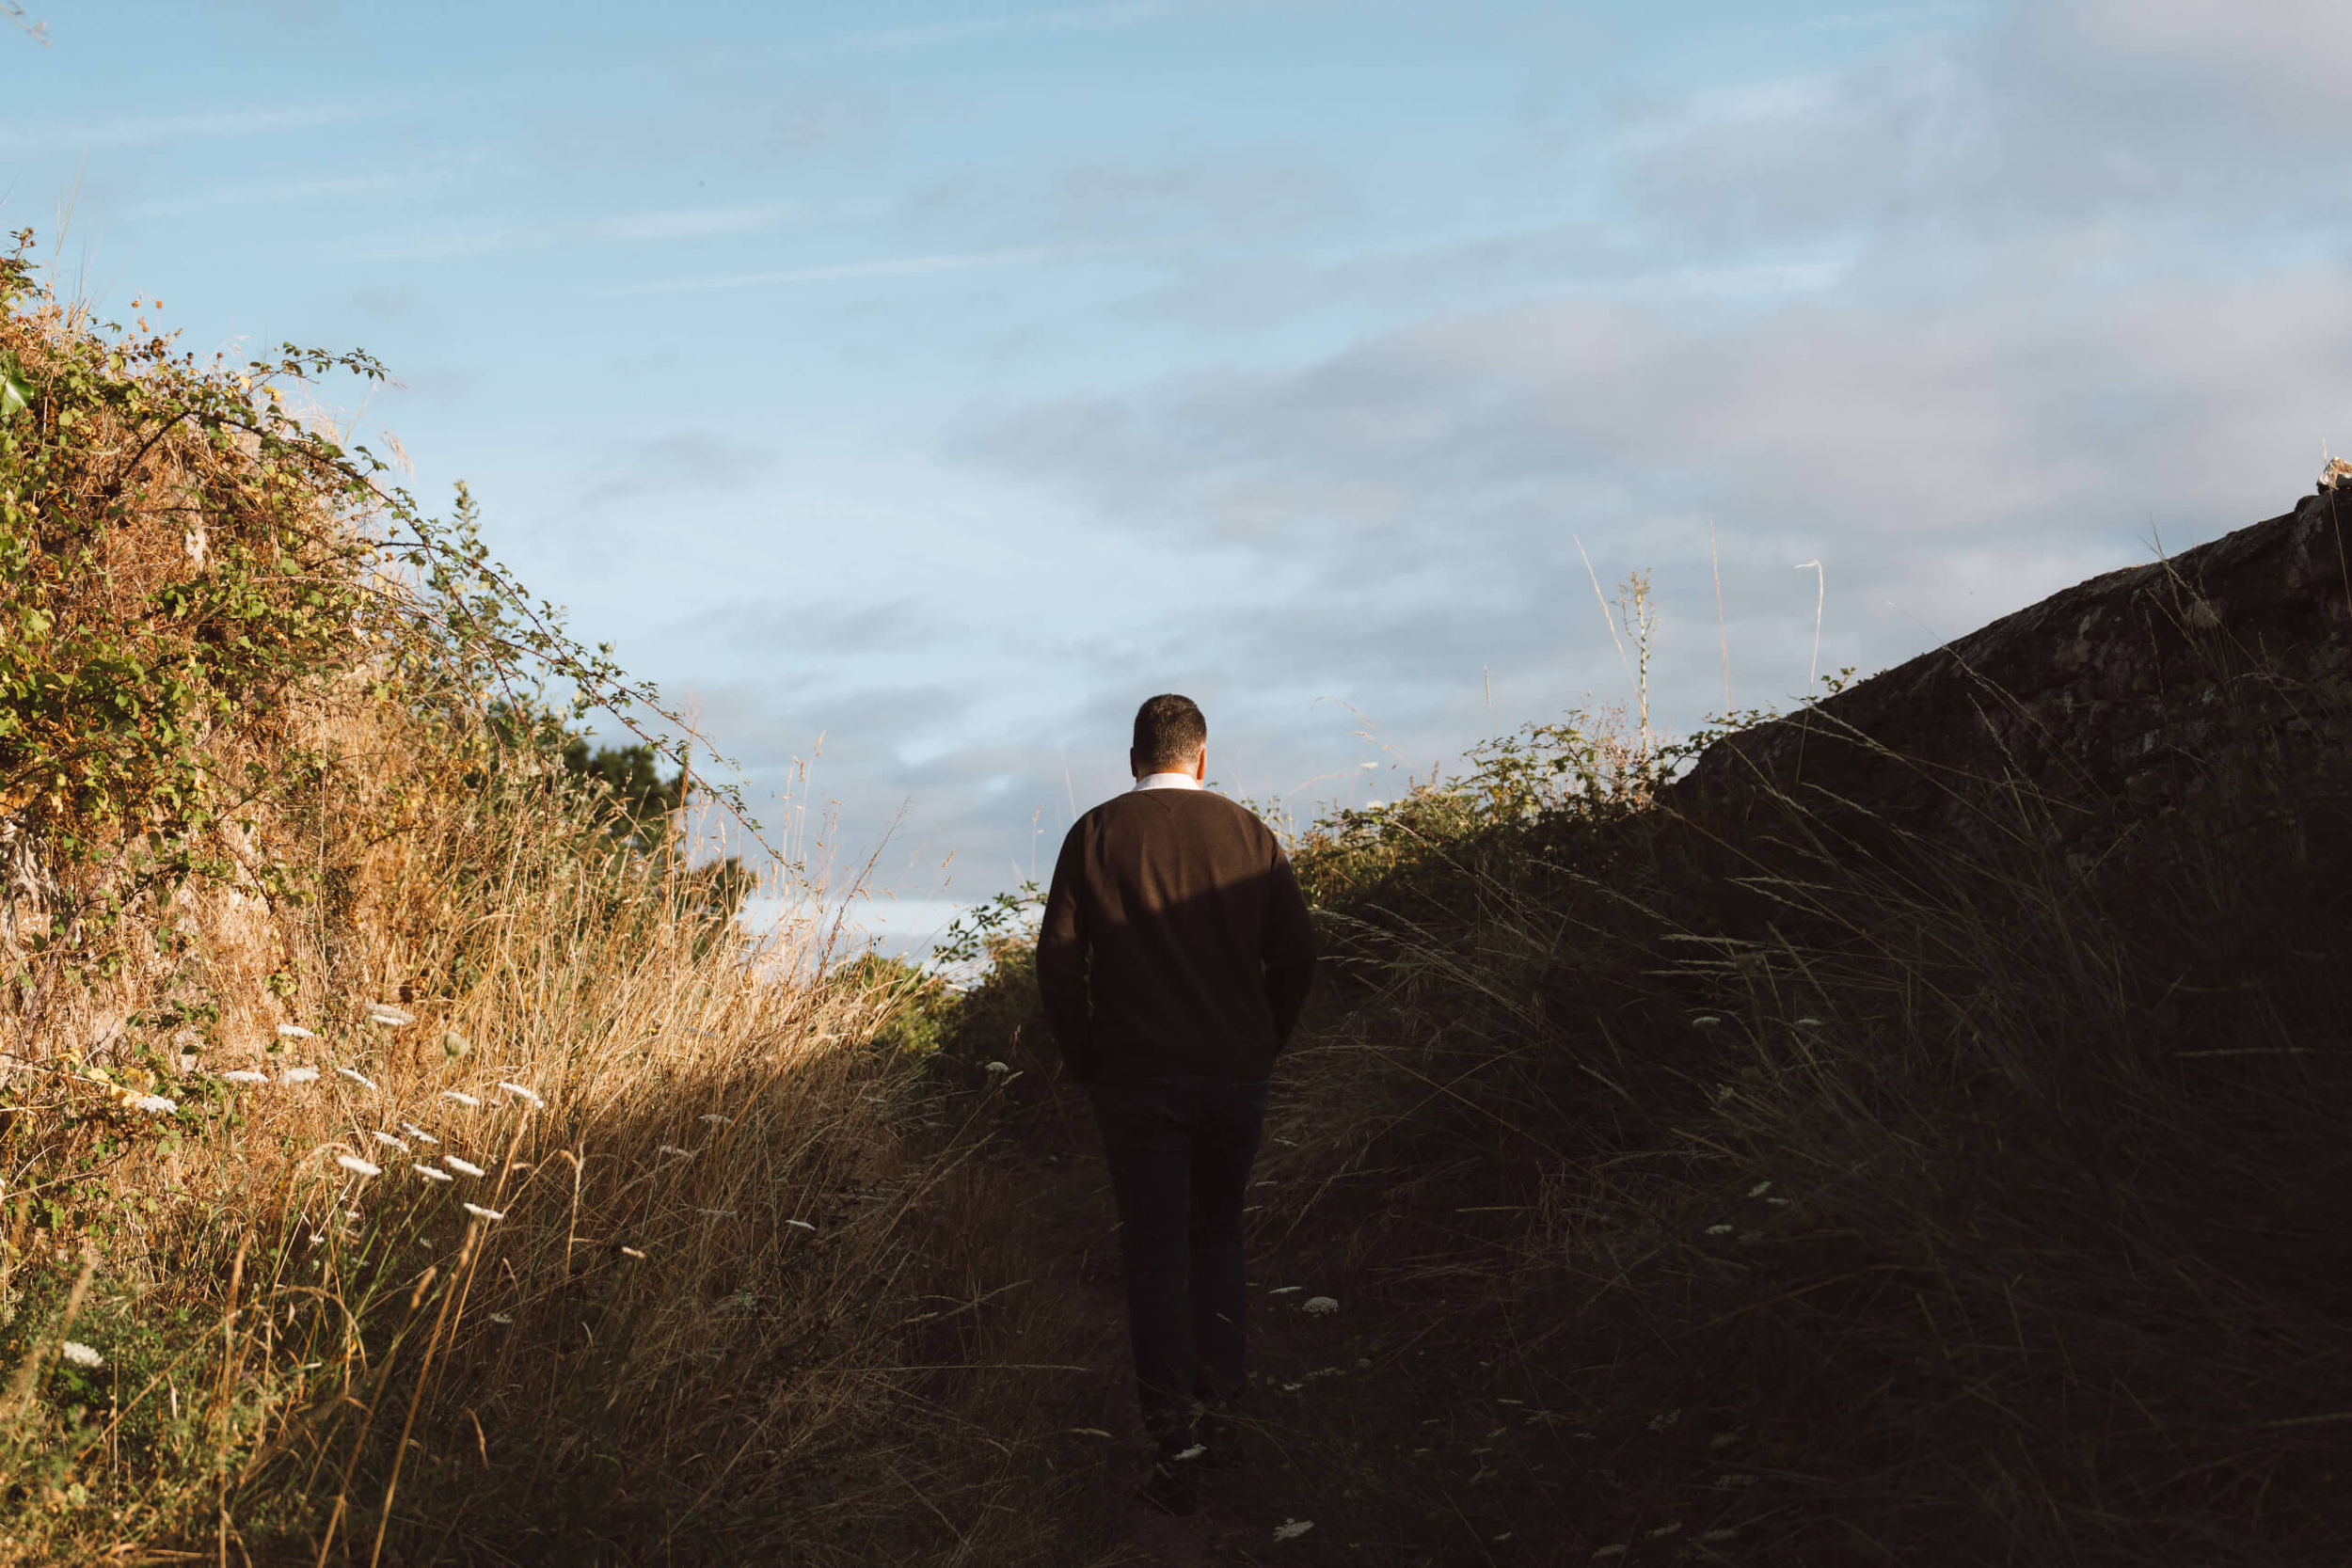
[977,1093,1343,1568]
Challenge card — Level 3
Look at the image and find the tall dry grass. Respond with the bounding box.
[929,664,2352,1563]
[0,682,1021,1562]
[0,255,1054,1563]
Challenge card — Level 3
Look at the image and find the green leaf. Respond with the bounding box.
[0,356,28,420]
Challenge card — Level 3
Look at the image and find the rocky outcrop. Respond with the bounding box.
[1677,484,2352,849]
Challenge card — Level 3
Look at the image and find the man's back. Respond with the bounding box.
[1037,787,1316,1084]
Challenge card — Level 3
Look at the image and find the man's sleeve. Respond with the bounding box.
[1034,820,1100,1085]
[1260,840,1319,1049]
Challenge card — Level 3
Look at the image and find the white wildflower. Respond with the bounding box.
[1647,1522,1682,1539]
[371,1131,407,1151]
[1691,1015,1723,1027]
[1705,1224,1735,1236]
[1795,1016,1825,1028]
[1747,1180,1772,1198]
[280,1067,319,1085]
[1272,1519,1314,1542]
[619,1245,645,1259]
[336,1067,378,1093]
[1268,1285,1302,1295]
[658,1145,694,1159]
[1592,1546,1627,1560]
[59,1340,103,1369]
[415,1165,453,1183]
[221,1069,269,1085]
[1768,1196,1791,1206]
[497,1081,543,1107]
[440,1090,481,1108]
[462,1203,503,1222]
[983,1061,1009,1075]
[784,1218,815,1231]
[365,1004,414,1027]
[697,1114,732,1126]
[132,1095,177,1114]
[336,1155,382,1179]
[1172,1443,1206,1462]
[1300,1295,1339,1316]
[443,1157,485,1178]
[440,1031,470,1059]
[401,1122,438,1145]
[277,1023,314,1039]
[487,1312,513,1324]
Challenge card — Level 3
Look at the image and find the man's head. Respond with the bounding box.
[1130,693,1208,780]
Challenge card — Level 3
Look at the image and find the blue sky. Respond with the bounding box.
[9,0,2352,935]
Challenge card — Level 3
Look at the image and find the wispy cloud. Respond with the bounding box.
[617,239,1141,295]
[121,166,460,222]
[832,2,1177,53]
[0,98,406,154]
[368,202,795,261]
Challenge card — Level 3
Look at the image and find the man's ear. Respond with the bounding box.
[1193,743,1208,781]
[1129,747,1143,779]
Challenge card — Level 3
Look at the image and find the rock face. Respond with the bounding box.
[1677,486,2352,847]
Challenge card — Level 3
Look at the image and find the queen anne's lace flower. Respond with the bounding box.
[1300,1295,1339,1315]
[1272,1519,1314,1542]
[336,1155,382,1179]
[443,1157,485,1178]
[221,1069,269,1085]
[59,1341,103,1369]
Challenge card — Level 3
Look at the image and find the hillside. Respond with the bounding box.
[923,486,2352,1565]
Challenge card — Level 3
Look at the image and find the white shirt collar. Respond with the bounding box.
[1133,771,1203,792]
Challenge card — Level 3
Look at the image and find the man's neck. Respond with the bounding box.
[1133,771,1202,792]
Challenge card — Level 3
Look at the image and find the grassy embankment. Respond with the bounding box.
[926,648,2352,1561]
[0,249,1054,1564]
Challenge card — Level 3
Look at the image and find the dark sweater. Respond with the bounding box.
[1036,786,1318,1085]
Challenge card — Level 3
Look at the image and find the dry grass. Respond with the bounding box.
[931,686,2352,1565]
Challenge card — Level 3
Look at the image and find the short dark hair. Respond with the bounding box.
[1132,693,1207,771]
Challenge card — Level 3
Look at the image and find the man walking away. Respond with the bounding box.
[1036,693,1319,1516]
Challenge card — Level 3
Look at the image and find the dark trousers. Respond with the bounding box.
[1089,1073,1269,1433]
